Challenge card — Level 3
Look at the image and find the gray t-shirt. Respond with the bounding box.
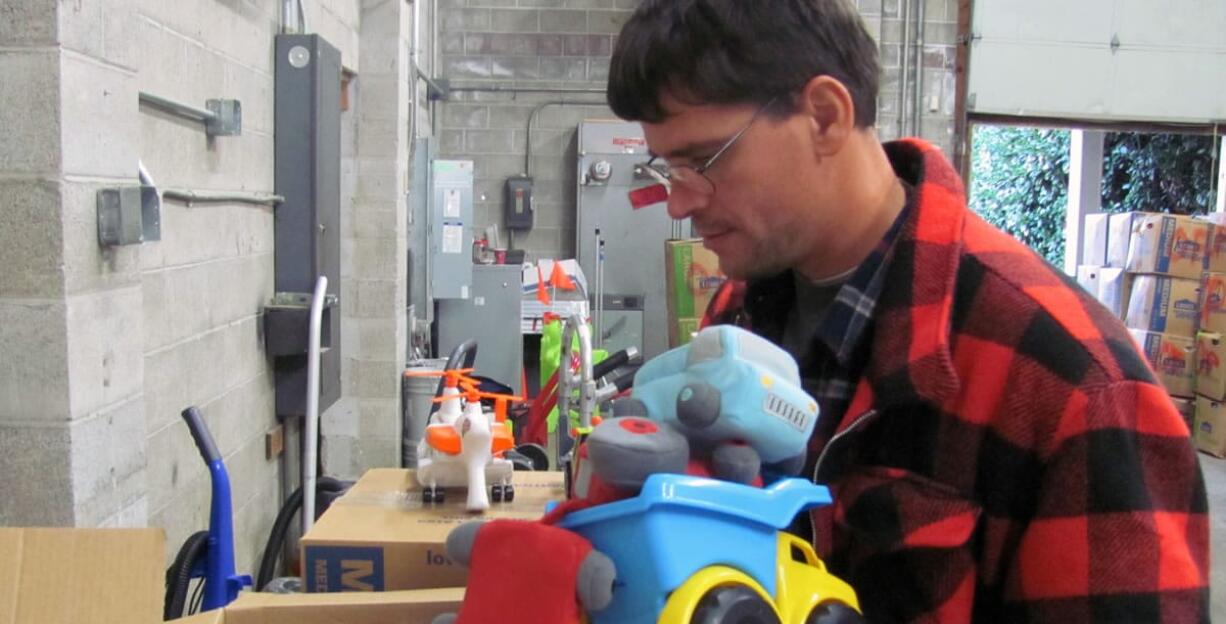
[780,267,857,362]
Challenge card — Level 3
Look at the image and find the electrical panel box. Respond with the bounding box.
[504,176,534,231]
[431,160,474,300]
[576,120,690,360]
[436,265,524,395]
[408,136,435,322]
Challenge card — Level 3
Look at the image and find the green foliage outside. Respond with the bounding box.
[969,126,1219,267]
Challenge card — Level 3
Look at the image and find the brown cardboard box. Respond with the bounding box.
[1194,395,1226,457]
[1122,213,1211,279]
[1097,267,1132,318]
[301,468,564,592]
[178,589,465,624]
[1196,331,1226,401]
[0,528,462,624]
[1199,271,1226,334]
[1171,396,1196,431]
[1082,213,1110,266]
[1124,275,1201,337]
[1197,213,1226,273]
[1107,211,1146,268]
[1075,265,1101,297]
[1130,329,1197,398]
[665,239,727,347]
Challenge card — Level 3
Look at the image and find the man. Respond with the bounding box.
[608,0,1209,621]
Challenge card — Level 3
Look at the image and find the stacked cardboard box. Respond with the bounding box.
[664,239,727,347]
[1079,211,1226,456]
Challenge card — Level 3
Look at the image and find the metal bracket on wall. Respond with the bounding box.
[138,91,243,137]
[97,185,162,246]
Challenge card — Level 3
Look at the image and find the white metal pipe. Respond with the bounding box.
[302,274,328,536]
[912,0,926,138]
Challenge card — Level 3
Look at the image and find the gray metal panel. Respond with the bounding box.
[436,265,524,395]
[576,120,688,360]
[409,136,434,321]
[430,159,474,300]
[273,34,342,418]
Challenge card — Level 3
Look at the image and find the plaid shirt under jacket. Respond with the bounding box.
[702,138,1209,623]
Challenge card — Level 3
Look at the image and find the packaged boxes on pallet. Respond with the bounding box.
[1120,213,1211,279]
[1075,265,1101,297]
[1193,395,1226,457]
[1197,331,1226,402]
[1098,267,1132,318]
[1107,212,1145,268]
[1082,213,1110,266]
[1124,275,1201,337]
[1199,271,1226,334]
[301,469,564,592]
[1171,396,1196,431]
[1198,213,1226,273]
[1129,329,1196,398]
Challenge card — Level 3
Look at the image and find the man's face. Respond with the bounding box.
[641,95,834,280]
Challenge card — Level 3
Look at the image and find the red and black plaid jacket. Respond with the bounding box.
[702,139,1209,622]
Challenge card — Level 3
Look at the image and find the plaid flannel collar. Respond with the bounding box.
[744,184,913,368]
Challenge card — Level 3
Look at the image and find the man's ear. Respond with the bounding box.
[797,75,855,157]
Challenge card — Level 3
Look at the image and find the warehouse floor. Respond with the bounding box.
[1204,454,1225,620]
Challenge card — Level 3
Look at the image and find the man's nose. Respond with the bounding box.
[666,186,707,221]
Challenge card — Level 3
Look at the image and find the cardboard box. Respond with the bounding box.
[1097,267,1132,318]
[1171,396,1196,431]
[302,468,564,592]
[1082,213,1109,266]
[1075,265,1101,297]
[1197,331,1226,401]
[1107,211,1146,268]
[0,528,462,624]
[1197,213,1226,273]
[1130,329,1197,398]
[1199,271,1226,335]
[1194,395,1226,457]
[179,589,465,624]
[1123,213,1211,279]
[1124,274,1201,337]
[665,239,727,347]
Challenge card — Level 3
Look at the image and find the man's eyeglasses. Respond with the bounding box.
[643,97,778,197]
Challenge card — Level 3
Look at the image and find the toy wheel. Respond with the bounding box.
[690,585,780,624]
[805,602,863,624]
[491,484,504,503]
[434,488,445,504]
[503,484,515,502]
[422,487,435,504]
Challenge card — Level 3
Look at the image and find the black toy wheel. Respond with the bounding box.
[690,585,780,624]
[422,487,435,504]
[805,602,864,624]
[503,484,515,502]
[434,488,445,504]
[491,484,504,503]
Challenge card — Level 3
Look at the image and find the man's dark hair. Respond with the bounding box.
[608,0,881,128]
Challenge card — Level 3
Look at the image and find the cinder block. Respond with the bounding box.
[64,286,143,417]
[353,278,398,319]
[0,424,73,525]
[358,398,400,439]
[138,197,275,272]
[0,0,56,46]
[61,180,141,297]
[145,418,208,517]
[348,318,399,361]
[541,57,586,81]
[352,237,401,279]
[587,57,610,82]
[442,7,491,31]
[353,358,400,399]
[441,32,466,54]
[322,434,361,480]
[61,52,138,179]
[223,431,277,518]
[59,0,138,69]
[490,8,540,32]
[539,9,586,33]
[358,435,400,471]
[199,374,275,458]
[231,478,279,579]
[323,396,361,438]
[148,476,211,568]
[465,129,517,154]
[442,55,493,79]
[0,50,62,174]
[0,179,65,299]
[587,10,629,34]
[352,206,400,240]
[0,300,70,423]
[69,396,147,527]
[471,154,526,180]
[357,117,403,158]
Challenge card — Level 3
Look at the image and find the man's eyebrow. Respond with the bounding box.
[651,138,730,161]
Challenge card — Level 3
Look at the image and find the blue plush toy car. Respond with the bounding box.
[627,325,819,470]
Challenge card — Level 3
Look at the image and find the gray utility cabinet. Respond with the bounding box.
[576,120,690,360]
[436,265,524,395]
[430,160,475,300]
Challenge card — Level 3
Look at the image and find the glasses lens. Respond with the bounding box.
[668,166,714,195]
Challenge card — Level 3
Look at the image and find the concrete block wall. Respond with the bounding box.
[435,0,628,261]
[322,0,413,480]
[435,0,960,262]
